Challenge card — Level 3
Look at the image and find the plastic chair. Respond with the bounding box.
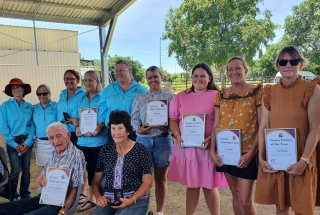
[66,184,82,215]
[0,146,13,201]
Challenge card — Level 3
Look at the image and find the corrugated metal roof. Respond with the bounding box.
[0,0,136,26]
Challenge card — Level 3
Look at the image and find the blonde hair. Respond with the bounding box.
[84,70,103,92]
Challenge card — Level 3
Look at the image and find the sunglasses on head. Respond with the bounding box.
[278,59,301,66]
[37,92,48,96]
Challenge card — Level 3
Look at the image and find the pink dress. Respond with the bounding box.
[168,90,228,189]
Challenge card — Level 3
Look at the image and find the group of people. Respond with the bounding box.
[0,45,319,215]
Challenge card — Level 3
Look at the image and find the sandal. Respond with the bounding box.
[78,194,87,205]
[79,200,96,212]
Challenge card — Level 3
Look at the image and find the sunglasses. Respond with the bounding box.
[278,59,300,66]
[37,92,49,96]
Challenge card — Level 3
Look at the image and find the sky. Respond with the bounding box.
[0,0,304,74]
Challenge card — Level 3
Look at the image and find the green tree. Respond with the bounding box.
[163,0,277,86]
[107,55,145,83]
[284,0,320,65]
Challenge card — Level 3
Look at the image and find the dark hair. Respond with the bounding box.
[186,63,219,93]
[64,69,80,80]
[115,60,132,70]
[108,110,133,133]
[146,66,162,77]
[274,45,308,69]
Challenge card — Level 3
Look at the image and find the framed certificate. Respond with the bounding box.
[39,167,72,206]
[80,107,98,134]
[216,128,241,166]
[146,100,168,126]
[265,128,297,170]
[181,114,205,147]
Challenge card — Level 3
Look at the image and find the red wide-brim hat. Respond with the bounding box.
[3,78,32,97]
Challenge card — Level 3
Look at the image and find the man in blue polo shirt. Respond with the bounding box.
[95,60,147,141]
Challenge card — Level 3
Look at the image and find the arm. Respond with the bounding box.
[286,85,320,175]
[95,93,107,136]
[58,187,77,215]
[210,108,223,166]
[72,118,82,137]
[169,118,183,146]
[0,103,18,149]
[92,172,109,207]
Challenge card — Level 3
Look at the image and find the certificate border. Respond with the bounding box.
[264,128,297,170]
[79,107,98,134]
[181,113,205,148]
[215,128,241,166]
[146,99,168,126]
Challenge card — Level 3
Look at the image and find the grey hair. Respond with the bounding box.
[36,84,51,94]
[84,70,103,92]
[46,122,68,136]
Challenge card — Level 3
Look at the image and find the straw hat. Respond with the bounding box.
[162,83,175,94]
[3,78,31,97]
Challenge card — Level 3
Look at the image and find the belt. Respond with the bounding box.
[14,135,28,144]
[38,137,49,140]
[152,132,170,139]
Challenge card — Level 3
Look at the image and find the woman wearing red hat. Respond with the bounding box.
[0,78,35,200]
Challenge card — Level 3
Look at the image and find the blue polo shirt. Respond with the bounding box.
[57,87,86,132]
[33,100,57,138]
[98,80,148,125]
[73,92,108,147]
[0,98,35,148]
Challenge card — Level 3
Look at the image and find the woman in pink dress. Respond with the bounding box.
[169,63,228,215]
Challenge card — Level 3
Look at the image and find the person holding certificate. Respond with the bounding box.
[169,63,228,215]
[255,46,320,214]
[210,57,263,215]
[33,84,57,166]
[72,70,108,212]
[131,66,174,215]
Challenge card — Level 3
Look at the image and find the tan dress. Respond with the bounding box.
[255,77,319,214]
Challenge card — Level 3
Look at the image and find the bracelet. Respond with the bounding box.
[75,125,79,128]
[59,209,66,215]
[132,195,136,204]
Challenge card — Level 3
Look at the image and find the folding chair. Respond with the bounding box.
[0,146,13,201]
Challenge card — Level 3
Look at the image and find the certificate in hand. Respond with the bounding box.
[39,168,72,206]
[181,114,205,147]
[216,128,241,166]
[80,107,98,134]
[265,128,297,170]
[146,100,168,126]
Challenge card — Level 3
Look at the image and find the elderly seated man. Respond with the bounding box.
[0,122,85,215]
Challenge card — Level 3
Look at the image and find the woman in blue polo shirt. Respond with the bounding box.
[73,70,108,212]
[0,78,35,200]
[57,69,85,146]
[32,84,57,166]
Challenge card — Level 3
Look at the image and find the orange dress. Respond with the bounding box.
[255,77,319,214]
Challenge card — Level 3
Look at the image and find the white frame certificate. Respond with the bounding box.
[216,128,241,166]
[181,114,205,147]
[265,128,297,170]
[80,107,98,134]
[39,168,72,206]
[146,99,168,126]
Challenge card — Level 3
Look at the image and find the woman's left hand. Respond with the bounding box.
[84,132,93,137]
[202,136,211,149]
[286,160,307,176]
[111,197,134,209]
[238,151,254,168]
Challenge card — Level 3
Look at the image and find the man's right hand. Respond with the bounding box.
[37,174,47,187]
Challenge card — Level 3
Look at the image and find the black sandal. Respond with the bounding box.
[78,194,87,205]
[79,200,96,212]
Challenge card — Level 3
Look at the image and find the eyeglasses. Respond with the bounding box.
[37,92,49,96]
[63,77,76,81]
[278,59,301,66]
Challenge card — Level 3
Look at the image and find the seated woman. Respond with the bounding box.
[90,110,152,215]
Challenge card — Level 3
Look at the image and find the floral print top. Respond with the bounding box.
[214,84,263,153]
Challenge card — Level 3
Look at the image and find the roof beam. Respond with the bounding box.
[6,0,111,13]
[0,10,100,25]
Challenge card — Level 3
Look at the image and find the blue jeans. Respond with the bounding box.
[136,135,173,167]
[0,195,60,215]
[90,198,149,215]
[6,143,33,199]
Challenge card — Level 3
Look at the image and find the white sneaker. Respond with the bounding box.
[155,212,164,215]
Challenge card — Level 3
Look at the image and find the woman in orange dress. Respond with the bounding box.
[211,57,262,215]
[255,45,320,214]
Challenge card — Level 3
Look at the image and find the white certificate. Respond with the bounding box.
[181,114,205,147]
[39,168,72,206]
[216,128,241,166]
[265,128,297,170]
[80,107,98,134]
[146,100,168,126]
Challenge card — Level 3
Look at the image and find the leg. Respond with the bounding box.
[24,205,60,215]
[115,199,149,215]
[237,178,256,215]
[6,145,20,197]
[186,188,200,215]
[90,205,116,215]
[202,187,220,215]
[224,173,241,215]
[80,169,88,203]
[154,167,169,213]
[275,205,290,215]
[0,195,41,215]
[20,144,33,199]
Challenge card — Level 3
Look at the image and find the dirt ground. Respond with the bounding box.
[0,137,319,215]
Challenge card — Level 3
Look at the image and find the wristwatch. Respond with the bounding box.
[300,157,310,164]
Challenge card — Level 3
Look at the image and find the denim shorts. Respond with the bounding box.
[136,135,173,168]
